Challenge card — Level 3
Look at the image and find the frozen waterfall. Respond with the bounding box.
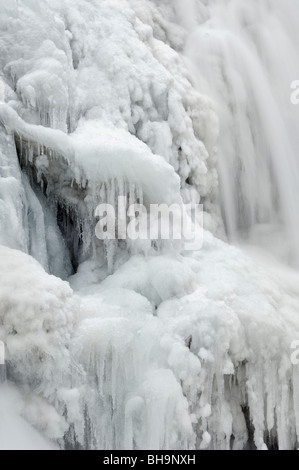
[0,0,299,451]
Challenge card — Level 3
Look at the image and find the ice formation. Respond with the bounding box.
[0,0,299,450]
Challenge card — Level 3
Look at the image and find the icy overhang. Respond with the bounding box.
[0,104,181,206]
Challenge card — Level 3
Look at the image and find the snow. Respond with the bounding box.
[0,385,56,450]
[0,104,181,206]
[2,235,299,450]
[0,0,299,452]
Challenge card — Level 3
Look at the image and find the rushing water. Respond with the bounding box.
[181,0,299,267]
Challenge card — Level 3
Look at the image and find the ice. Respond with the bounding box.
[3,234,299,449]
[0,104,185,271]
[0,0,299,452]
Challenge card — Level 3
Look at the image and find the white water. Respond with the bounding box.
[181,0,299,266]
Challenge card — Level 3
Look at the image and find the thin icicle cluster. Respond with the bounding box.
[8,114,181,272]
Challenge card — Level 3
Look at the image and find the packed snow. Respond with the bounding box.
[0,385,56,450]
[0,0,299,451]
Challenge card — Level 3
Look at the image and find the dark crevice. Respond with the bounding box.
[56,201,83,272]
[241,405,257,450]
[14,133,87,275]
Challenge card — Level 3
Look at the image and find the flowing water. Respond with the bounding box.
[181,0,299,267]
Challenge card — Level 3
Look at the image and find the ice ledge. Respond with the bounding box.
[0,103,181,206]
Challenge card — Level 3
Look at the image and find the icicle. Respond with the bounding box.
[28,140,34,163]
[129,182,135,208]
[136,183,143,207]
[99,182,106,204]
[265,360,276,436]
